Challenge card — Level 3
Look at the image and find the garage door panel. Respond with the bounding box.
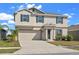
[18,30,41,41]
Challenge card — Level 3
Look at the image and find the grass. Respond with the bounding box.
[0,49,19,53]
[49,41,79,50]
[0,41,20,53]
[49,41,79,46]
[0,41,20,47]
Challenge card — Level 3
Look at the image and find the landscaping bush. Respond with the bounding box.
[55,35,62,41]
[66,35,73,41]
[62,36,66,41]
[7,35,13,42]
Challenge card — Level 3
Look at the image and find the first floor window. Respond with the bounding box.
[56,29,62,35]
[21,14,29,22]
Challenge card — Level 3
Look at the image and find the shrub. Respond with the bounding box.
[66,35,73,41]
[7,35,13,42]
[62,36,66,41]
[55,35,62,41]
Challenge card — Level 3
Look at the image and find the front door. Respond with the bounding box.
[47,29,51,40]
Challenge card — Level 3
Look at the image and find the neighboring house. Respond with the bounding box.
[14,8,68,42]
[0,29,7,40]
[68,25,79,41]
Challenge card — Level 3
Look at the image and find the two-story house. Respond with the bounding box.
[14,8,68,42]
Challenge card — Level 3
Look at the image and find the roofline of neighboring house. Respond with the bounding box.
[14,7,68,18]
[68,24,79,31]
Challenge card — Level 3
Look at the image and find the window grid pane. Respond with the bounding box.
[56,17,63,24]
[36,16,44,23]
[56,29,62,35]
[21,14,29,22]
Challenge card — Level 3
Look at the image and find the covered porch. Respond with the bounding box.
[42,24,56,42]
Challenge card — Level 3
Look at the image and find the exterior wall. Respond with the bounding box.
[62,28,68,36]
[15,10,68,41]
[42,29,46,40]
[15,10,67,28]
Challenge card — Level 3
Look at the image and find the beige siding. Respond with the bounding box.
[62,28,68,36]
[15,10,68,41]
[15,10,68,28]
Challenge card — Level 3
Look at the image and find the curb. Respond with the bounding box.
[0,47,21,49]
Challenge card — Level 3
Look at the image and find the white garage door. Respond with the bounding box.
[18,29,41,42]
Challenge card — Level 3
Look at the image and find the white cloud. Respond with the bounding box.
[0,13,14,20]
[1,23,8,26]
[27,4,35,9]
[17,4,25,11]
[74,23,79,25]
[57,10,61,12]
[67,20,70,23]
[63,13,75,18]
[8,20,15,24]
[70,13,75,15]
[35,5,42,9]
[17,3,42,11]
[63,13,72,18]
[11,6,15,9]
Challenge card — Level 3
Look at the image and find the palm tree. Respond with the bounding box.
[0,24,3,30]
[11,28,18,41]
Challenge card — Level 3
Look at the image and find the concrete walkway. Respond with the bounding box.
[14,40,79,55]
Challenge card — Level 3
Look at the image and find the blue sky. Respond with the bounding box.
[0,3,79,30]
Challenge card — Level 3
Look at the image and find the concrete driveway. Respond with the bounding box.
[14,40,79,55]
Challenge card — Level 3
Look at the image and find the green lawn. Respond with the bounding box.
[0,41,20,53]
[49,41,79,50]
[0,49,19,53]
[49,41,79,46]
[0,41,20,47]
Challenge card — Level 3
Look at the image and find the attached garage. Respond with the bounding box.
[18,29,41,42]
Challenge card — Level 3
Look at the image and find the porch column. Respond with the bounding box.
[50,29,54,41]
[53,29,56,39]
[46,29,48,41]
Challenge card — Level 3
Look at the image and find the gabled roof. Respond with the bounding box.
[28,7,45,14]
[14,7,68,17]
[14,9,32,15]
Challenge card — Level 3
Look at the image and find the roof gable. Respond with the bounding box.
[14,9,32,15]
[28,8,45,14]
[14,8,67,18]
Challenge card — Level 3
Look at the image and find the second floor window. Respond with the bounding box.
[21,14,29,22]
[56,16,63,24]
[56,29,62,35]
[36,16,44,23]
